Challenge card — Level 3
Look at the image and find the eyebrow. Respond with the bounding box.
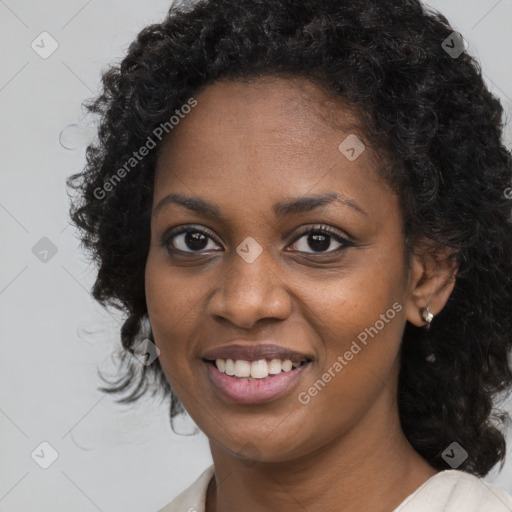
[153,192,367,218]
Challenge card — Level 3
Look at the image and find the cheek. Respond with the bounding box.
[144,254,199,368]
[298,252,406,406]
[303,248,406,350]
[309,291,404,399]
[295,298,405,448]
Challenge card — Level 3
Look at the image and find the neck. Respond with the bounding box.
[206,389,438,512]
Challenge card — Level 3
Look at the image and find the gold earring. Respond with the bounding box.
[420,306,433,331]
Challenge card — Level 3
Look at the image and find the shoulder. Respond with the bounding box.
[394,469,512,512]
[156,465,215,512]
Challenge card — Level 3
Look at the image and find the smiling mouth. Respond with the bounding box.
[203,358,311,380]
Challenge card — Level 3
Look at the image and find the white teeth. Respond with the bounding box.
[225,359,235,376]
[214,357,305,379]
[268,359,282,374]
[234,360,251,378]
[250,360,269,379]
[281,359,293,372]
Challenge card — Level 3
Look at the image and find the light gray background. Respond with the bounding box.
[0,1,511,511]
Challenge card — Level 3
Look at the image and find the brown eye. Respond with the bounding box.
[289,225,353,254]
[161,226,222,254]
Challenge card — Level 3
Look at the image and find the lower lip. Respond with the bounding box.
[204,361,311,404]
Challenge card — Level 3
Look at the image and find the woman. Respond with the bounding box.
[67,0,512,510]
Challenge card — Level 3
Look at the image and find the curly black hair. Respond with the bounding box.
[66,0,512,477]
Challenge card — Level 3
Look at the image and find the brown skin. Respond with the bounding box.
[145,76,457,512]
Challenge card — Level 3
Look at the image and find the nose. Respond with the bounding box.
[207,247,293,329]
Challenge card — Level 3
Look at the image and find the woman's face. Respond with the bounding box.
[145,77,421,462]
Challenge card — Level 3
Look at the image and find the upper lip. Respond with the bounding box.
[202,343,313,363]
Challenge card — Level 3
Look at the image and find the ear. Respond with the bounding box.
[405,238,458,328]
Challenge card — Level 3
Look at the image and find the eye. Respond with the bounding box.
[161,225,222,254]
[288,224,353,254]
[161,223,353,256]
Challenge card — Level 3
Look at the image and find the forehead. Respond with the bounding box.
[155,77,374,176]
[190,75,362,129]
[161,76,363,147]
[152,76,394,223]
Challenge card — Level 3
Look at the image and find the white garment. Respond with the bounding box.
[157,464,512,512]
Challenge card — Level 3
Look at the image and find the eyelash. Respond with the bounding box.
[160,224,354,256]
